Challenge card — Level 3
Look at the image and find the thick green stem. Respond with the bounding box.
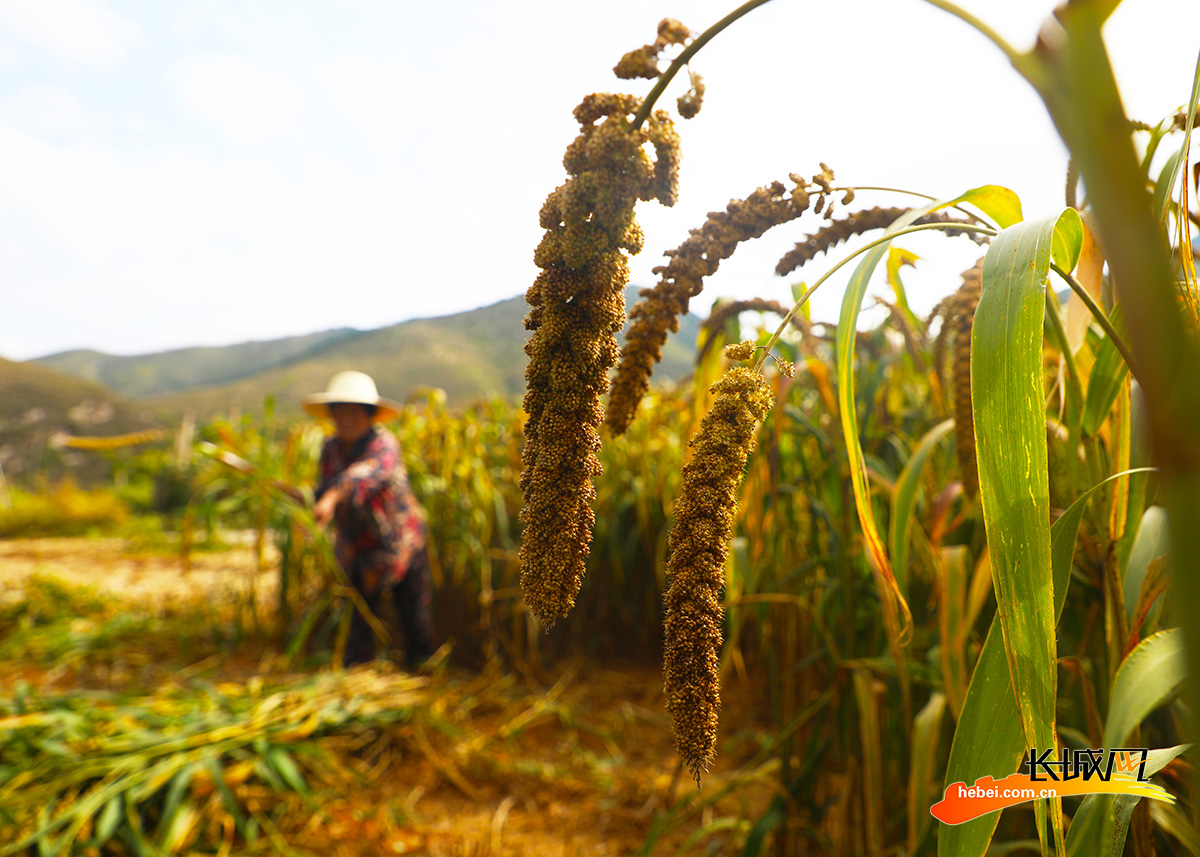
[631,0,776,131]
[1030,1,1200,794]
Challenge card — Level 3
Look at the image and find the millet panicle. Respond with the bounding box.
[606,171,833,435]
[929,260,984,498]
[613,18,692,80]
[663,359,774,783]
[775,206,989,277]
[520,92,681,629]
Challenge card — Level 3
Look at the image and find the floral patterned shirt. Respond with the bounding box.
[315,427,427,592]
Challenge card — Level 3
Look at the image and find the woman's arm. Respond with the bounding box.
[325,430,399,507]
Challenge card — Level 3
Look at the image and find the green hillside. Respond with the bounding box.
[149,297,532,421]
[37,328,360,398]
[31,289,705,422]
[0,358,159,486]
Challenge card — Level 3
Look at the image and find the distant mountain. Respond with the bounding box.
[148,296,534,420]
[0,357,159,486]
[28,289,705,422]
[37,328,361,399]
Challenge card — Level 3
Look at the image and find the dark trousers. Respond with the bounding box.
[345,547,436,669]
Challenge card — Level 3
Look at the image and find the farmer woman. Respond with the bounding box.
[302,371,435,668]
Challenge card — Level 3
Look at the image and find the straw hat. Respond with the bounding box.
[302,371,401,421]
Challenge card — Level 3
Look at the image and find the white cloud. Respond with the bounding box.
[0,118,445,357]
[0,0,142,65]
[311,57,431,152]
[2,0,1196,362]
[0,83,96,140]
[170,55,304,147]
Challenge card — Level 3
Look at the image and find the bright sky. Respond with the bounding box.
[2,0,1196,360]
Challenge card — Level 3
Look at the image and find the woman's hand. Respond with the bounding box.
[314,486,342,527]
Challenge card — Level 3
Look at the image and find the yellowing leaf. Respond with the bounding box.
[1066,212,1105,354]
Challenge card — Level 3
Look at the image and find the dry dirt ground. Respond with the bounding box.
[0,535,276,611]
[0,538,772,856]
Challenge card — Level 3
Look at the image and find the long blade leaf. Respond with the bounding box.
[889,418,954,597]
[1065,632,1188,856]
[972,211,1082,855]
[938,467,1154,857]
[835,186,1022,650]
[973,213,1069,754]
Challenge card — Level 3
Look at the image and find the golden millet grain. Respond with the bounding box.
[723,340,756,362]
[677,71,705,120]
[647,110,682,207]
[613,19,691,80]
[606,176,815,436]
[663,366,774,783]
[614,45,661,79]
[657,18,691,44]
[814,162,835,193]
[520,92,681,629]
